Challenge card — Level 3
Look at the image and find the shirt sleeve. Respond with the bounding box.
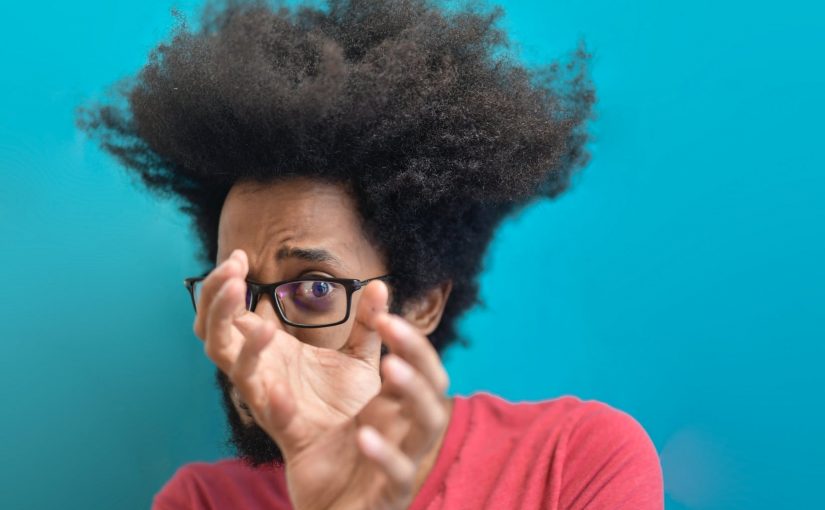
[151,465,195,510]
[556,402,664,510]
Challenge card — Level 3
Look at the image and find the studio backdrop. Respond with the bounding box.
[1,1,822,509]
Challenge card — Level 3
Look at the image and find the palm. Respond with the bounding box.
[283,395,415,510]
[200,253,448,510]
[229,305,425,510]
[243,327,382,455]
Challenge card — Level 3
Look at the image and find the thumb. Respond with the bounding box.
[340,279,389,368]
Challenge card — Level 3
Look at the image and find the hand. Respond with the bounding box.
[279,314,451,510]
[193,249,386,451]
[194,249,451,510]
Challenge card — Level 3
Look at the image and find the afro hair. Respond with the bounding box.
[77,0,597,353]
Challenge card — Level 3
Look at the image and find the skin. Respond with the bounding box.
[193,177,454,510]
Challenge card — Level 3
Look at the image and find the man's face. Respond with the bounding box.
[214,177,388,466]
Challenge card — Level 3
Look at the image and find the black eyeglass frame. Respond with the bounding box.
[183,274,392,328]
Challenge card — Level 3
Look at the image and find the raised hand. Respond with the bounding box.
[194,249,386,452]
[258,312,451,510]
[194,249,451,510]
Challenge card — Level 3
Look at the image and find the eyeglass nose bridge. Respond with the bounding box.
[244,281,279,316]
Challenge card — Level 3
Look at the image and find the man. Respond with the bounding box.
[78,1,663,508]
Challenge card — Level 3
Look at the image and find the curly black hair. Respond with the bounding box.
[77,0,596,354]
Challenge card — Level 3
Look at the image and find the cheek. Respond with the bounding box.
[286,290,366,349]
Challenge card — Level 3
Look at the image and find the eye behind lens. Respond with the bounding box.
[281,280,345,319]
[311,281,331,297]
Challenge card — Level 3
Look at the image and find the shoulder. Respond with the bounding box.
[541,396,664,509]
[536,397,664,510]
[461,391,628,435]
[151,458,289,510]
[463,393,663,509]
[464,391,658,452]
[151,459,237,510]
[564,398,658,452]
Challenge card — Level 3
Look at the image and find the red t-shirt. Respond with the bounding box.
[153,392,663,509]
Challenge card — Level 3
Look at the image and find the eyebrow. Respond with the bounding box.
[275,245,343,268]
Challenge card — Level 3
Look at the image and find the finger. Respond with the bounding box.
[203,275,247,372]
[358,425,415,500]
[229,319,297,433]
[194,249,248,339]
[381,354,448,460]
[340,279,389,368]
[231,308,265,336]
[376,315,449,394]
[228,318,275,397]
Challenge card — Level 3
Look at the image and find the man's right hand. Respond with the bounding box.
[192,248,387,456]
[193,248,452,510]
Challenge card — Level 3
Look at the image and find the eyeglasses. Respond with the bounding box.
[183,273,391,328]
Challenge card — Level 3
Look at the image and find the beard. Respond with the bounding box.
[214,345,389,468]
[215,368,285,467]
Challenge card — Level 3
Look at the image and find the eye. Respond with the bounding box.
[283,279,341,312]
[296,280,333,298]
[314,281,331,297]
[275,278,346,321]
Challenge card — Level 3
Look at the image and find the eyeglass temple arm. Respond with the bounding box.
[353,274,392,290]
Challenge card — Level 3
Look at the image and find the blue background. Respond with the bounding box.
[1,1,822,508]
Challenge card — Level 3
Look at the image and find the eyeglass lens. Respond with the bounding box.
[275,280,347,326]
[192,279,348,326]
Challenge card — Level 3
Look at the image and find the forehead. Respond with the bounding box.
[217,178,383,275]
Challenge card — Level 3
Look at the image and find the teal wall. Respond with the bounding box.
[1,1,822,508]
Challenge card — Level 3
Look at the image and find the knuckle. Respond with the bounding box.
[431,405,448,431]
[435,370,450,394]
[204,339,227,367]
[410,371,430,397]
[193,319,203,339]
[203,339,218,360]
[422,406,445,435]
[398,460,416,490]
